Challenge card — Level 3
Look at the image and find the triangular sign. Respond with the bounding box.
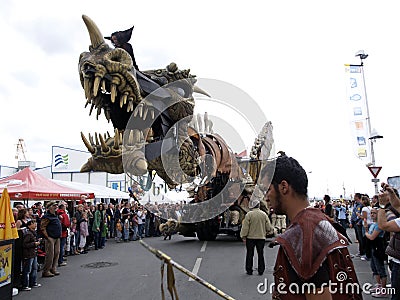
[368,166,382,178]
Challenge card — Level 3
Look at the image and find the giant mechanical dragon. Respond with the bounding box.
[77,15,276,240]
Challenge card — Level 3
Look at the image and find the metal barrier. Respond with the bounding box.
[140,240,236,300]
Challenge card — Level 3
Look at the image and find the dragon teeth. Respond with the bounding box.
[84,78,91,99]
[142,107,148,120]
[105,109,111,122]
[114,129,120,149]
[81,132,95,154]
[111,84,117,103]
[128,130,134,145]
[94,132,99,145]
[99,134,109,152]
[138,104,143,117]
[93,76,101,97]
[88,133,94,145]
[89,103,95,116]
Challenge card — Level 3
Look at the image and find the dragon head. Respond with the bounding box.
[78,15,209,187]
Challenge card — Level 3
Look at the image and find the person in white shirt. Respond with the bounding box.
[360,196,373,260]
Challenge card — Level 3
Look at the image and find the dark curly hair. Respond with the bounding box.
[269,153,308,197]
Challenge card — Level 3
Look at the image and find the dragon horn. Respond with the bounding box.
[82,15,105,49]
[193,86,211,97]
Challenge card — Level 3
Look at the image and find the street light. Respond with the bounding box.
[355,50,369,63]
[369,128,383,194]
[354,51,382,195]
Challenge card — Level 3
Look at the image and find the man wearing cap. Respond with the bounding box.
[40,201,62,277]
[240,198,270,275]
[33,202,44,218]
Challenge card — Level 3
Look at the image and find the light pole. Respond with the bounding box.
[355,51,383,195]
[342,182,346,199]
[369,129,383,195]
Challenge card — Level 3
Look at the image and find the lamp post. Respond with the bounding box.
[342,182,346,199]
[369,129,383,195]
[355,51,383,195]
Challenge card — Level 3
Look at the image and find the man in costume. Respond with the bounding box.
[262,153,362,299]
[105,26,139,70]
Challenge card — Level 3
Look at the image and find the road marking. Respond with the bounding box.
[200,241,207,252]
[189,258,202,281]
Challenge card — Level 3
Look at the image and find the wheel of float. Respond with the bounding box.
[196,221,218,241]
[196,227,207,241]
[235,230,243,241]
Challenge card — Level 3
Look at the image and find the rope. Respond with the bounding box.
[140,240,235,300]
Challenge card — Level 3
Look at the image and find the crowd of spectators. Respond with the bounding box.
[314,191,400,298]
[11,186,400,298]
[11,196,186,293]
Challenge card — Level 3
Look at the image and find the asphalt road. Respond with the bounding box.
[13,230,393,300]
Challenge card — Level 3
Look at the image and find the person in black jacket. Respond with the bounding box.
[323,194,334,221]
[105,26,139,70]
[106,203,115,238]
[21,220,42,290]
[40,201,62,277]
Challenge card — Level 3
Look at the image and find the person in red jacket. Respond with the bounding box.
[56,203,70,267]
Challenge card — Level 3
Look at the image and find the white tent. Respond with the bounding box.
[53,180,130,200]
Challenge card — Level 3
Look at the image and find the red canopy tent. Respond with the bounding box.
[0,168,94,200]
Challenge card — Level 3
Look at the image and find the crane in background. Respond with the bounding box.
[15,138,27,161]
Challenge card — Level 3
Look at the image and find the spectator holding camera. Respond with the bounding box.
[334,201,349,230]
[377,182,400,299]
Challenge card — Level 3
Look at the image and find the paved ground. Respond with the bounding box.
[11,229,394,299]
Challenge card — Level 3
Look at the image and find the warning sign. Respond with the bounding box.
[368,166,382,178]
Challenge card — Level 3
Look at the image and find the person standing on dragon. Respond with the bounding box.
[104,24,177,108]
[105,26,139,70]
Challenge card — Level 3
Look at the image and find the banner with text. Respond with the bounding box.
[344,64,371,164]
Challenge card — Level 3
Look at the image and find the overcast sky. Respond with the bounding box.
[1,0,400,198]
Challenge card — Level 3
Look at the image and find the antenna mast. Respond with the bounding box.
[15,138,27,161]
